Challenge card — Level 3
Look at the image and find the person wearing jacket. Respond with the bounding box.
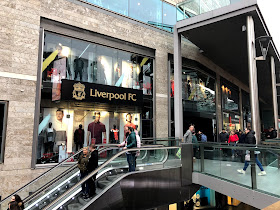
[78,147,90,199]
[219,129,229,143]
[237,128,266,175]
[87,144,98,197]
[121,126,137,172]
[228,130,239,158]
[266,127,277,139]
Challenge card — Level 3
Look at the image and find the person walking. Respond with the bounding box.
[228,130,239,158]
[78,147,90,199]
[87,144,98,197]
[121,127,137,172]
[237,128,266,176]
[184,124,195,143]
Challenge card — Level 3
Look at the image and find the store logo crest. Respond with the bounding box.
[73,83,86,100]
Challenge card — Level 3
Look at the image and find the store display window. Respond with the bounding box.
[221,79,239,112]
[169,62,216,140]
[242,91,251,128]
[36,31,153,164]
[223,113,241,132]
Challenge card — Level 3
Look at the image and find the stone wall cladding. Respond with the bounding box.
[0,0,247,198]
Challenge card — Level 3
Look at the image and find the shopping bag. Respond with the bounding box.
[245,154,250,161]
[176,148,181,159]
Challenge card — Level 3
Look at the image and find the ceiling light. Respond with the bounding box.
[138,2,140,5]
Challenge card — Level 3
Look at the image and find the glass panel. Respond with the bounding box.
[176,0,240,20]
[163,2,176,32]
[256,148,280,196]
[223,113,241,132]
[221,80,239,112]
[129,0,162,28]
[87,0,129,16]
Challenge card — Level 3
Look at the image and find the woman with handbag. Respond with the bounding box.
[237,128,266,175]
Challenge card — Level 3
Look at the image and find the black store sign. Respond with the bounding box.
[61,80,143,107]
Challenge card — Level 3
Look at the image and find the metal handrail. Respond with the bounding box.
[194,142,280,150]
[0,148,84,204]
[23,144,162,206]
[43,146,180,210]
[22,146,116,204]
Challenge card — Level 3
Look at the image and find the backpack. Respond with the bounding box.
[201,134,207,142]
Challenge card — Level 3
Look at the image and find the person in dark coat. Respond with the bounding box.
[237,128,266,175]
[266,127,277,139]
[88,144,98,197]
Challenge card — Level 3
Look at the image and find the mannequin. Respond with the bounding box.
[123,113,136,141]
[44,122,56,153]
[74,56,84,81]
[110,125,119,144]
[53,109,67,153]
[87,112,106,145]
[74,124,84,151]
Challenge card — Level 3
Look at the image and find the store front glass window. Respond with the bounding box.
[223,113,241,132]
[170,62,216,141]
[221,80,239,112]
[37,32,153,164]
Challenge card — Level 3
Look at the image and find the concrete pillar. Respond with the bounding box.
[270,56,279,137]
[239,87,244,131]
[216,74,223,140]
[174,27,183,139]
[246,16,261,144]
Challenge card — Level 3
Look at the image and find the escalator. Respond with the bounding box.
[0,145,194,210]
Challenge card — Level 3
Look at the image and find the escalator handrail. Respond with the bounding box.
[0,144,110,204]
[43,146,180,210]
[22,144,160,206]
[0,148,83,204]
[22,146,117,204]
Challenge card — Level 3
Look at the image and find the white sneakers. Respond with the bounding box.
[237,169,266,176]
[258,171,267,176]
[237,169,245,174]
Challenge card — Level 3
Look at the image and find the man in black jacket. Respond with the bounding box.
[266,127,277,139]
[88,144,98,197]
[219,129,229,142]
[237,128,266,175]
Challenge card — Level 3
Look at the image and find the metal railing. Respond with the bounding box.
[43,146,180,210]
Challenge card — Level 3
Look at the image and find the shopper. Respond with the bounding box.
[237,128,266,175]
[228,130,239,158]
[121,127,137,172]
[219,129,229,143]
[87,144,98,197]
[184,124,195,143]
[13,195,24,210]
[266,126,277,139]
[78,147,90,199]
[8,201,20,210]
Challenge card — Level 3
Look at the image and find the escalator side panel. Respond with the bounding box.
[88,167,200,210]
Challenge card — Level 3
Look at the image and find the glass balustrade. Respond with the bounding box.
[193,142,280,198]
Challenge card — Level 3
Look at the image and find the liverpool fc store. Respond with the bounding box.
[34,20,154,165]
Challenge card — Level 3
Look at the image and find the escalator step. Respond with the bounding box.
[97,180,111,189]
[106,175,119,181]
[68,202,83,210]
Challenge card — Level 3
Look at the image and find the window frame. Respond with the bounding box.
[0,101,9,163]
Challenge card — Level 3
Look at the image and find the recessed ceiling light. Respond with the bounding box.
[138,2,140,6]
